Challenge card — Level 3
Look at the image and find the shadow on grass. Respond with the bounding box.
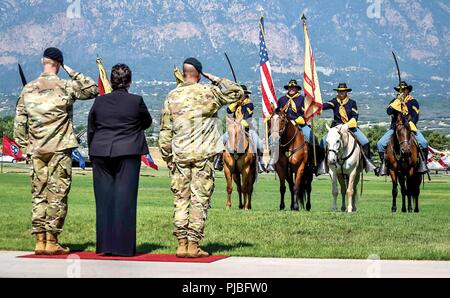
[137,243,169,253]
[65,242,96,252]
[203,241,254,254]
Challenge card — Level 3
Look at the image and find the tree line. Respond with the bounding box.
[1,116,449,154]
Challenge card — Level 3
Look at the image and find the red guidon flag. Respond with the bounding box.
[302,15,323,122]
[427,146,450,170]
[2,135,23,161]
[96,57,112,96]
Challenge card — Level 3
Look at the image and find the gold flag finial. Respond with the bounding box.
[301,14,307,24]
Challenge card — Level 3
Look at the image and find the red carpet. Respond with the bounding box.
[18,252,228,263]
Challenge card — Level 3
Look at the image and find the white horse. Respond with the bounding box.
[325,124,363,213]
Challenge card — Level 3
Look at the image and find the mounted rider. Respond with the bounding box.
[376,81,429,176]
[266,79,319,173]
[214,85,266,173]
[319,83,376,173]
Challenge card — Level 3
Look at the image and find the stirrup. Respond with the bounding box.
[364,158,376,173]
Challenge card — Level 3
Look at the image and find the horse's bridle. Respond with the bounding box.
[328,127,357,164]
[395,115,412,157]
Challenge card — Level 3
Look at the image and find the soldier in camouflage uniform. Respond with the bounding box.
[14,48,98,255]
[159,57,244,258]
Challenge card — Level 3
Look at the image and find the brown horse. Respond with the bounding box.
[386,112,422,213]
[223,116,257,210]
[269,107,311,211]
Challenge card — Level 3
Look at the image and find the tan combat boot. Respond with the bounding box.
[34,232,46,255]
[45,232,70,255]
[187,241,209,258]
[176,239,188,258]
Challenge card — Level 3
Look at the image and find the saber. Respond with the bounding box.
[224,52,238,83]
[16,64,28,107]
[392,51,401,85]
[18,64,27,87]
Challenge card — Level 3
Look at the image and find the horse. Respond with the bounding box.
[269,106,310,211]
[223,116,257,210]
[325,124,363,212]
[386,112,422,213]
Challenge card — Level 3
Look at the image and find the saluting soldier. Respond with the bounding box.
[214,84,266,173]
[266,79,318,172]
[14,47,99,255]
[320,83,375,172]
[376,81,429,176]
[159,58,243,258]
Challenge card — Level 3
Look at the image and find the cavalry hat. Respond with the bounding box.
[394,81,413,92]
[43,47,64,64]
[183,57,203,74]
[240,84,252,95]
[284,79,302,90]
[333,83,352,92]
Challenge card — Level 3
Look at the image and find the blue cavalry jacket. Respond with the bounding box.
[387,96,420,129]
[322,97,359,128]
[277,94,305,123]
[227,101,254,120]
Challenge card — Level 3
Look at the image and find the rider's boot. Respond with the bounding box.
[362,144,376,173]
[256,150,266,174]
[376,152,387,176]
[417,148,429,173]
[214,153,223,171]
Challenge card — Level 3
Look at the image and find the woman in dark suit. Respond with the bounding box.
[88,63,152,256]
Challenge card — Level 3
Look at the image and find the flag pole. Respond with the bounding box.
[302,14,317,167]
[1,129,4,174]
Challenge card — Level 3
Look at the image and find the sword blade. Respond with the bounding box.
[224,52,238,83]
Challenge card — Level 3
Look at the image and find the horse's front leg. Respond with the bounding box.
[351,169,361,212]
[414,173,421,213]
[346,168,359,213]
[242,166,252,210]
[293,164,306,211]
[406,173,415,213]
[389,169,398,212]
[277,165,286,210]
[233,173,243,209]
[337,174,346,212]
[398,173,407,213]
[224,160,233,209]
[305,171,312,211]
[330,170,338,212]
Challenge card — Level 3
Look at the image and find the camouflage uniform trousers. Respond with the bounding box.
[30,150,72,235]
[171,157,215,242]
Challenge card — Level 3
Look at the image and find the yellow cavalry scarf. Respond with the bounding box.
[390,94,414,115]
[284,93,300,113]
[235,97,252,120]
[337,96,350,123]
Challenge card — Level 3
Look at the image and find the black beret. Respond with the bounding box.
[43,47,64,64]
[183,57,203,74]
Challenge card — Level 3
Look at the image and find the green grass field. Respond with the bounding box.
[0,164,449,260]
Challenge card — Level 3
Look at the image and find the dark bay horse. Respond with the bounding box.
[386,112,422,213]
[269,106,311,211]
[223,116,257,210]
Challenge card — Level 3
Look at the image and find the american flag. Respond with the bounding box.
[259,16,278,119]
